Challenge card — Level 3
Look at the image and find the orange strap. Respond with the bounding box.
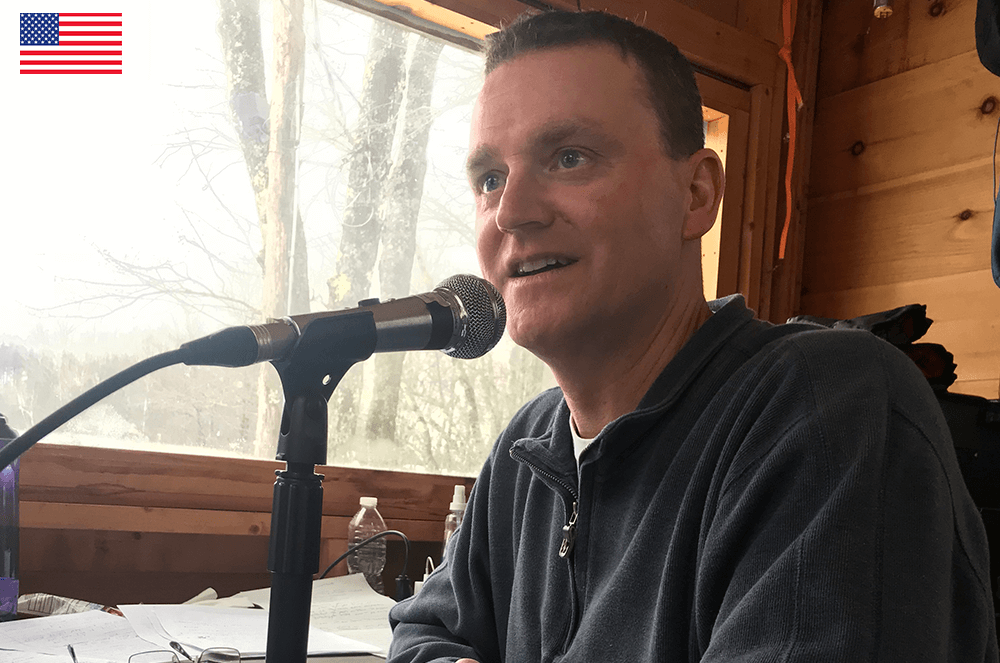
[777,0,803,260]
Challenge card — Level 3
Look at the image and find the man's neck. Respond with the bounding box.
[554,296,712,438]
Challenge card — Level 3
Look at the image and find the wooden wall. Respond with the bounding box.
[801,0,1000,398]
[19,444,473,605]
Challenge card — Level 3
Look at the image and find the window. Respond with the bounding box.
[5,0,736,477]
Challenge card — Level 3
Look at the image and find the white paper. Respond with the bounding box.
[234,574,395,655]
[0,651,67,663]
[0,610,159,663]
[119,604,381,658]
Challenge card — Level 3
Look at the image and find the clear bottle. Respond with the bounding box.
[347,496,386,594]
[442,485,467,557]
[0,414,19,622]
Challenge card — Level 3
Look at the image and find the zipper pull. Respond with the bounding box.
[558,501,578,558]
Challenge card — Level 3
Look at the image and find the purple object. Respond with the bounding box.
[0,414,19,621]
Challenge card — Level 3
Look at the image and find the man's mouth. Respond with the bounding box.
[513,257,576,277]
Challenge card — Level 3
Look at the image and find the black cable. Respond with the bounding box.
[320,529,409,579]
[0,348,189,470]
[319,529,412,600]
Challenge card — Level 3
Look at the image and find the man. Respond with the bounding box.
[388,10,998,662]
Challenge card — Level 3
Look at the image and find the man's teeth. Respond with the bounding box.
[517,258,571,275]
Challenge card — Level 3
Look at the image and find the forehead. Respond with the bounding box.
[470,44,655,152]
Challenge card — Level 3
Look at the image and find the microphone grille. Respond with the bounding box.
[436,274,506,360]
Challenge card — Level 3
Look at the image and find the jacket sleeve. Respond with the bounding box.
[697,330,997,662]
[387,447,504,663]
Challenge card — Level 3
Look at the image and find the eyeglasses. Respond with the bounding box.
[127,646,241,663]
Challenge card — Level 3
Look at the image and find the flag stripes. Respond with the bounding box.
[19,12,123,74]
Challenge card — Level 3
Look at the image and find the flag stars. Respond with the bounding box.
[20,13,58,46]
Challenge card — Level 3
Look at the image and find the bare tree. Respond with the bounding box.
[326,20,408,449]
[217,0,310,457]
[366,36,445,441]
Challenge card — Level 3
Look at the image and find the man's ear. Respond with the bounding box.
[682,148,725,240]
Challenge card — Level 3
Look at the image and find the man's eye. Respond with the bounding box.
[556,149,586,169]
[479,172,505,194]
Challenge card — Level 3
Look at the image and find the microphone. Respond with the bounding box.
[179,274,506,368]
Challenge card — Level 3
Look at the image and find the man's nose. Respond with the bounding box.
[494,170,553,234]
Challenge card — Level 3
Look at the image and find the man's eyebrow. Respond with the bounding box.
[465,146,498,179]
[466,119,620,178]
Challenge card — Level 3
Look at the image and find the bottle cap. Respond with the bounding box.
[360,496,377,508]
[449,485,467,512]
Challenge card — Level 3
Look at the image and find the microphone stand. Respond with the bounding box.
[264,311,377,663]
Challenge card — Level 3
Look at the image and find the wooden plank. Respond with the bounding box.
[547,0,782,87]
[737,0,782,46]
[716,106,750,298]
[698,73,752,115]
[815,0,910,99]
[953,378,999,400]
[20,444,474,524]
[768,0,824,322]
[810,50,1000,198]
[756,65,789,321]
[22,502,272,536]
[21,500,450,543]
[816,0,978,99]
[676,0,740,29]
[800,269,1000,391]
[384,0,521,31]
[803,160,995,292]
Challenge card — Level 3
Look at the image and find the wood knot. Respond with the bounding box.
[958,209,974,221]
[249,523,261,535]
[981,97,998,115]
[850,140,866,156]
[929,1,945,17]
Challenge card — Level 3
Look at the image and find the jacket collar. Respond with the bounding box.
[510,295,757,480]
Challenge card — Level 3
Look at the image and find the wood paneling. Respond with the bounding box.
[18,444,473,604]
[817,0,979,99]
[803,159,995,292]
[803,0,999,398]
[810,50,999,199]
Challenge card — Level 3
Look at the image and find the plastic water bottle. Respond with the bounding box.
[347,496,386,594]
[442,485,467,557]
[0,414,19,622]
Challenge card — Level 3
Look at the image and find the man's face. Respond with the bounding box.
[468,45,704,359]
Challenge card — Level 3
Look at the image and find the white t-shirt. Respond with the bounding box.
[569,413,597,464]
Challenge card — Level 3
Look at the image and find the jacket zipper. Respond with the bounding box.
[509,447,580,655]
[559,500,578,558]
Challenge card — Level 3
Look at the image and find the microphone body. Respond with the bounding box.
[181,274,505,368]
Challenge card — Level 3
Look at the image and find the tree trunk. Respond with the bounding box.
[327,20,407,310]
[253,0,306,458]
[327,21,408,452]
[366,37,445,442]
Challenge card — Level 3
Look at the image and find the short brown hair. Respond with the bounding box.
[483,10,705,159]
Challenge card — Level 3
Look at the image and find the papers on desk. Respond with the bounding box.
[0,574,394,661]
[0,610,158,662]
[234,573,396,656]
[119,604,381,658]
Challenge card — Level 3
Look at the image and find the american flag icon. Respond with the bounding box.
[20,12,122,74]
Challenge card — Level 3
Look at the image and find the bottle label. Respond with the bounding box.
[0,576,17,615]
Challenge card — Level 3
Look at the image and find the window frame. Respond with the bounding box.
[18,0,792,604]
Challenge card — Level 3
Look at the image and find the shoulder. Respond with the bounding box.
[759,326,936,417]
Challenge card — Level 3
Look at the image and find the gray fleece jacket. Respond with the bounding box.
[388,295,998,662]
